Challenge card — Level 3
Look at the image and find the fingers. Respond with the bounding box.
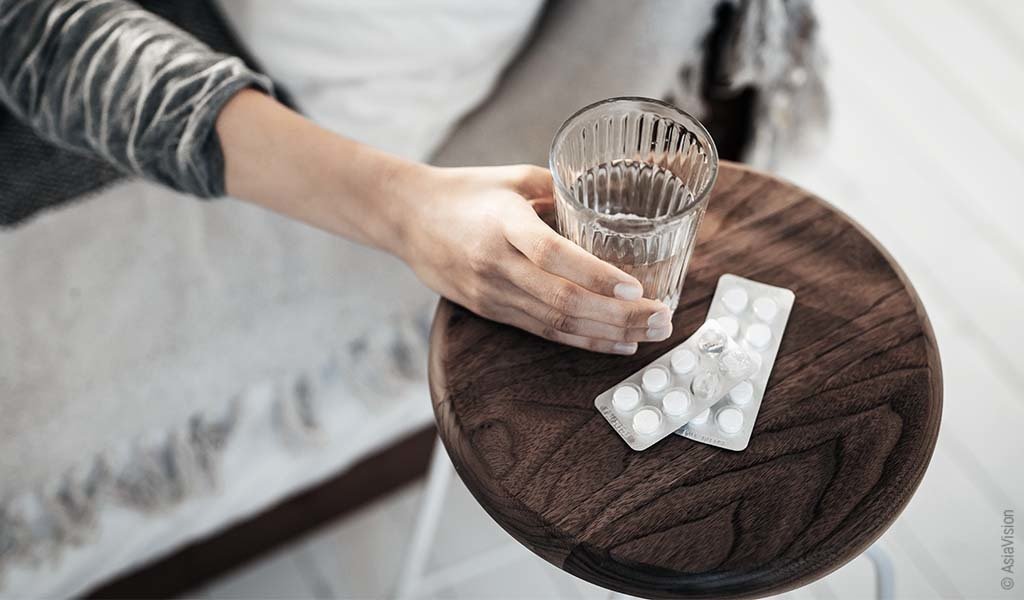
[502,166,645,304]
[507,164,554,200]
[531,199,557,229]
[499,251,672,330]
[495,279,672,343]
[492,305,641,355]
[513,166,555,222]
[504,214,660,305]
[453,163,677,354]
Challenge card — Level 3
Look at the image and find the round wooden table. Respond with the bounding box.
[428,161,943,599]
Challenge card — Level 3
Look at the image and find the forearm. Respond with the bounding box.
[216,89,421,256]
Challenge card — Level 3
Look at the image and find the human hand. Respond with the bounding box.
[396,164,673,354]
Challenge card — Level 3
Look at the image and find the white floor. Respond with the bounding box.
[195,1,1024,598]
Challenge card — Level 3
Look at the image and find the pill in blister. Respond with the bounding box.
[670,348,698,374]
[691,408,710,425]
[723,287,749,313]
[662,390,690,416]
[753,297,779,322]
[719,348,755,378]
[698,328,727,354]
[612,385,640,412]
[745,323,772,349]
[717,407,744,434]
[716,315,740,338]
[642,366,670,393]
[691,369,720,399]
[748,351,764,371]
[633,407,662,435]
[729,380,754,405]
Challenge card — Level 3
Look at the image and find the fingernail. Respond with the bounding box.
[613,282,643,301]
[647,309,672,328]
[612,342,638,355]
[646,325,672,341]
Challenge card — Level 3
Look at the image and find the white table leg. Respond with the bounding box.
[393,437,454,599]
[865,543,895,600]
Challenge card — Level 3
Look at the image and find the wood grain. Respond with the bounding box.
[429,161,942,599]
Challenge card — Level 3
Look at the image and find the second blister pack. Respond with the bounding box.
[675,274,795,450]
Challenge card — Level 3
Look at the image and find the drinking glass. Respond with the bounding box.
[549,97,719,311]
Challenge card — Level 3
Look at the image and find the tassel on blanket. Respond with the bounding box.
[0,302,434,586]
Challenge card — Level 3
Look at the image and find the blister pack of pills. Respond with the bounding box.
[675,274,795,450]
[595,320,759,451]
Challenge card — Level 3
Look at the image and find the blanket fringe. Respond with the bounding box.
[0,301,433,587]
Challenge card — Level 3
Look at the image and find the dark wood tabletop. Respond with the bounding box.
[428,161,943,599]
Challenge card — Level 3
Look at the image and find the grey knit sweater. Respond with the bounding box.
[0,0,272,200]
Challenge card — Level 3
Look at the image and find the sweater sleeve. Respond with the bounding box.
[0,0,273,198]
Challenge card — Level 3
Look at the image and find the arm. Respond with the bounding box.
[0,0,672,353]
[217,91,674,354]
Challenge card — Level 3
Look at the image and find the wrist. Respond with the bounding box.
[218,90,441,258]
[362,157,439,260]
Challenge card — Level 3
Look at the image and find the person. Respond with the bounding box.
[0,0,674,355]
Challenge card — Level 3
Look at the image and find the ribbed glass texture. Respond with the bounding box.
[550,97,719,311]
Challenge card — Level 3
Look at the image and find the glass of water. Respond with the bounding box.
[549,97,719,311]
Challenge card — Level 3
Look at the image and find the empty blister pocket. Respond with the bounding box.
[595,320,757,451]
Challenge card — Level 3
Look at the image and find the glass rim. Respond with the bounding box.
[548,96,720,228]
